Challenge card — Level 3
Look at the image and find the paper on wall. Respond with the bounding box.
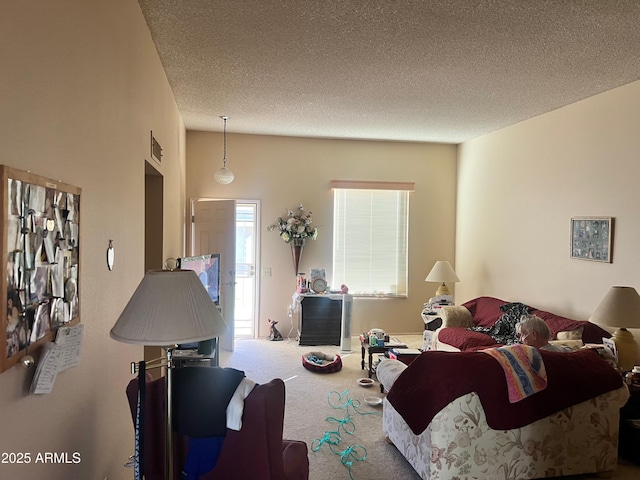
[30,324,84,394]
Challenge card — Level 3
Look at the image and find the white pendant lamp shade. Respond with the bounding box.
[214,167,234,184]
[215,115,234,185]
[110,269,227,346]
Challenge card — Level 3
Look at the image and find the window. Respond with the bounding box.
[331,181,414,297]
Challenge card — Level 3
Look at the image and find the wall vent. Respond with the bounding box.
[150,131,162,163]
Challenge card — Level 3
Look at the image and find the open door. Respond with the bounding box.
[192,199,236,352]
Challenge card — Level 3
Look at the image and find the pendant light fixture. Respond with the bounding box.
[214,115,234,185]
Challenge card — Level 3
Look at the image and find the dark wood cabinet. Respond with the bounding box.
[298,294,351,347]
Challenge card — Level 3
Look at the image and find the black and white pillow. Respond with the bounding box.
[470,302,531,345]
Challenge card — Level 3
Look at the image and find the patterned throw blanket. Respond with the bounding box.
[470,302,530,345]
[482,344,547,403]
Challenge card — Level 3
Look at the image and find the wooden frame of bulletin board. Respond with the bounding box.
[1,166,81,373]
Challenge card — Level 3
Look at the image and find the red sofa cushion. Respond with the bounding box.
[437,328,501,351]
[462,296,507,327]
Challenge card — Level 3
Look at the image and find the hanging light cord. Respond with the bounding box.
[222,115,228,168]
[214,114,234,184]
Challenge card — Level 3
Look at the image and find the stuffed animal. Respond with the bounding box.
[268,319,283,341]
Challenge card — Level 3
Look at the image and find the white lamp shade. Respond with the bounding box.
[589,285,640,329]
[425,261,460,283]
[110,269,227,345]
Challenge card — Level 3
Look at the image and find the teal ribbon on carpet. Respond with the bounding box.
[311,389,380,480]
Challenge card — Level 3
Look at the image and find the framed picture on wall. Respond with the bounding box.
[1,165,81,373]
[570,216,613,263]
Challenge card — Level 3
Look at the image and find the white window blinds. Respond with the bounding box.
[332,183,412,297]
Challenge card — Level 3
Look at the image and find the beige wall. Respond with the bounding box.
[457,80,640,353]
[186,132,458,337]
[0,1,186,478]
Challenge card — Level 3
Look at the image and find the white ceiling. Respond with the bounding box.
[138,0,640,144]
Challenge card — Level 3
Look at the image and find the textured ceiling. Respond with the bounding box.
[138,0,640,144]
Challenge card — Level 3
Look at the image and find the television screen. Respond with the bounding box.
[177,253,220,305]
[176,253,221,354]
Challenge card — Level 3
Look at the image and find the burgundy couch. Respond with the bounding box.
[433,296,610,352]
[126,376,309,480]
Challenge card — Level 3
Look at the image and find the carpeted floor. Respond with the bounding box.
[219,335,640,480]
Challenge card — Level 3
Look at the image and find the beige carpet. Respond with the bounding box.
[219,335,640,480]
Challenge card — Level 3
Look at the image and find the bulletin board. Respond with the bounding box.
[1,166,81,373]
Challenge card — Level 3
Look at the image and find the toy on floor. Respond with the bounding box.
[268,319,284,341]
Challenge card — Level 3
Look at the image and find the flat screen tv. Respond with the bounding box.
[176,253,221,354]
[178,253,220,305]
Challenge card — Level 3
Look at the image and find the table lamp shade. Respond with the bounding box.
[425,261,460,283]
[590,286,640,329]
[590,286,640,371]
[425,261,460,297]
[110,269,227,345]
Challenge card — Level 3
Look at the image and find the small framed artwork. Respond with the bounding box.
[570,217,613,263]
[310,268,326,280]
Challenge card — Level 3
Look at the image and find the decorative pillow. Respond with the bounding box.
[440,306,473,328]
[462,296,507,327]
[548,339,584,351]
[470,302,531,345]
[556,326,584,340]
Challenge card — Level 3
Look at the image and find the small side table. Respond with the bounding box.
[172,349,217,368]
[421,301,453,330]
[422,312,443,331]
[359,335,407,379]
[619,384,640,464]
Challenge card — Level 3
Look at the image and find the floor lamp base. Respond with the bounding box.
[165,347,174,480]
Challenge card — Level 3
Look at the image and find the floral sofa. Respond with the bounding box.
[378,349,628,480]
[431,296,610,352]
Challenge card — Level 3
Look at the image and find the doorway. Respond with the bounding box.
[235,202,259,338]
[190,199,260,342]
[144,161,163,376]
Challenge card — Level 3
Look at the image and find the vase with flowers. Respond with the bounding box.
[268,204,318,275]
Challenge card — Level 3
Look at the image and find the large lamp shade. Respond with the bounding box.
[589,285,640,371]
[110,269,227,345]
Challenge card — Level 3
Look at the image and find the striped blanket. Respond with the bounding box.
[482,344,547,403]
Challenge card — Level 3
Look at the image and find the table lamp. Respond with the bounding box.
[589,285,640,371]
[425,261,460,297]
[111,269,228,480]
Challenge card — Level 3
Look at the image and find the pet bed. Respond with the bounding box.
[302,351,342,373]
